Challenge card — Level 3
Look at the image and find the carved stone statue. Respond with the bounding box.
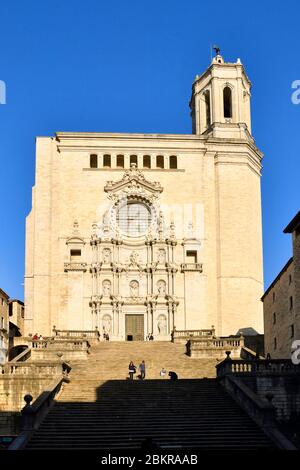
[102,248,111,264]
[102,314,111,333]
[157,280,166,296]
[157,315,167,335]
[129,280,139,297]
[158,249,166,264]
[102,280,111,296]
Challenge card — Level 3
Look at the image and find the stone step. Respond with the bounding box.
[25,343,275,450]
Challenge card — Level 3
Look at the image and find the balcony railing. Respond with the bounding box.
[181,263,203,272]
[64,262,87,272]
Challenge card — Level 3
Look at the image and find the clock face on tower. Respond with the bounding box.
[117,201,151,237]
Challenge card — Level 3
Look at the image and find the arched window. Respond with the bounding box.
[169,156,177,169]
[156,155,164,169]
[204,90,211,127]
[90,154,98,168]
[130,155,138,167]
[103,154,111,168]
[143,155,151,169]
[117,155,124,168]
[223,86,232,118]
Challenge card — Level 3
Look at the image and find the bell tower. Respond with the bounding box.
[190,51,252,140]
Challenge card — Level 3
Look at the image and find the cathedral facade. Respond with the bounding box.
[24,54,264,340]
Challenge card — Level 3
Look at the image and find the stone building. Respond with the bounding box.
[263,212,300,358]
[24,53,264,340]
[0,288,9,363]
[8,299,25,351]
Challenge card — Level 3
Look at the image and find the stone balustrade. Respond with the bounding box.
[64,262,87,272]
[52,328,100,344]
[8,375,69,450]
[10,348,31,363]
[216,354,300,449]
[218,373,296,450]
[180,263,203,272]
[217,358,300,377]
[172,328,215,343]
[31,339,90,350]
[1,361,70,377]
[0,360,71,434]
[186,336,244,359]
[30,339,90,361]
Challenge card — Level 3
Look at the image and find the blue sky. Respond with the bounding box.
[0,0,299,300]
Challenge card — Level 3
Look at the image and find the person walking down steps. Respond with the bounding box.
[139,360,146,380]
[128,361,136,380]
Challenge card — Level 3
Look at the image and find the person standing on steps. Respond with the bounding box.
[128,361,136,380]
[139,360,146,380]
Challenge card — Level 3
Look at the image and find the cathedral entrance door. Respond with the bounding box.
[125,314,144,341]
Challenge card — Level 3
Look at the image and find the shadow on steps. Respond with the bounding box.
[25,378,275,450]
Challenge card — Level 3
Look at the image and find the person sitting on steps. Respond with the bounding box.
[168,371,178,381]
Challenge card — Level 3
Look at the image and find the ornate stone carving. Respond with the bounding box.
[157,280,166,296]
[158,249,166,264]
[102,280,111,297]
[104,163,163,195]
[157,315,167,335]
[102,248,111,264]
[102,314,112,333]
[129,280,139,297]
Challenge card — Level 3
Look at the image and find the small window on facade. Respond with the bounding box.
[290,324,295,339]
[272,291,276,303]
[130,155,138,167]
[289,274,292,285]
[273,313,276,325]
[70,249,81,262]
[143,155,151,169]
[90,154,98,168]
[156,155,164,169]
[204,90,211,127]
[274,337,277,350]
[103,154,111,168]
[117,155,124,168]
[223,86,232,118]
[290,296,293,310]
[186,250,197,263]
[169,156,177,169]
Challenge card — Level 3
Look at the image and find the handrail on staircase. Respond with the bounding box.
[10,347,31,363]
[8,369,71,450]
[218,373,297,450]
[217,355,298,450]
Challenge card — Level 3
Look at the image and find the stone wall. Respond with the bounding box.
[241,374,300,423]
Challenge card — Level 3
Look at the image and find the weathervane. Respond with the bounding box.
[213,45,221,56]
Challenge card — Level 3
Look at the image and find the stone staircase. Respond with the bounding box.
[26,342,275,450]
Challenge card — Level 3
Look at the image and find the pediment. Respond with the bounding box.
[66,236,85,245]
[104,164,163,195]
